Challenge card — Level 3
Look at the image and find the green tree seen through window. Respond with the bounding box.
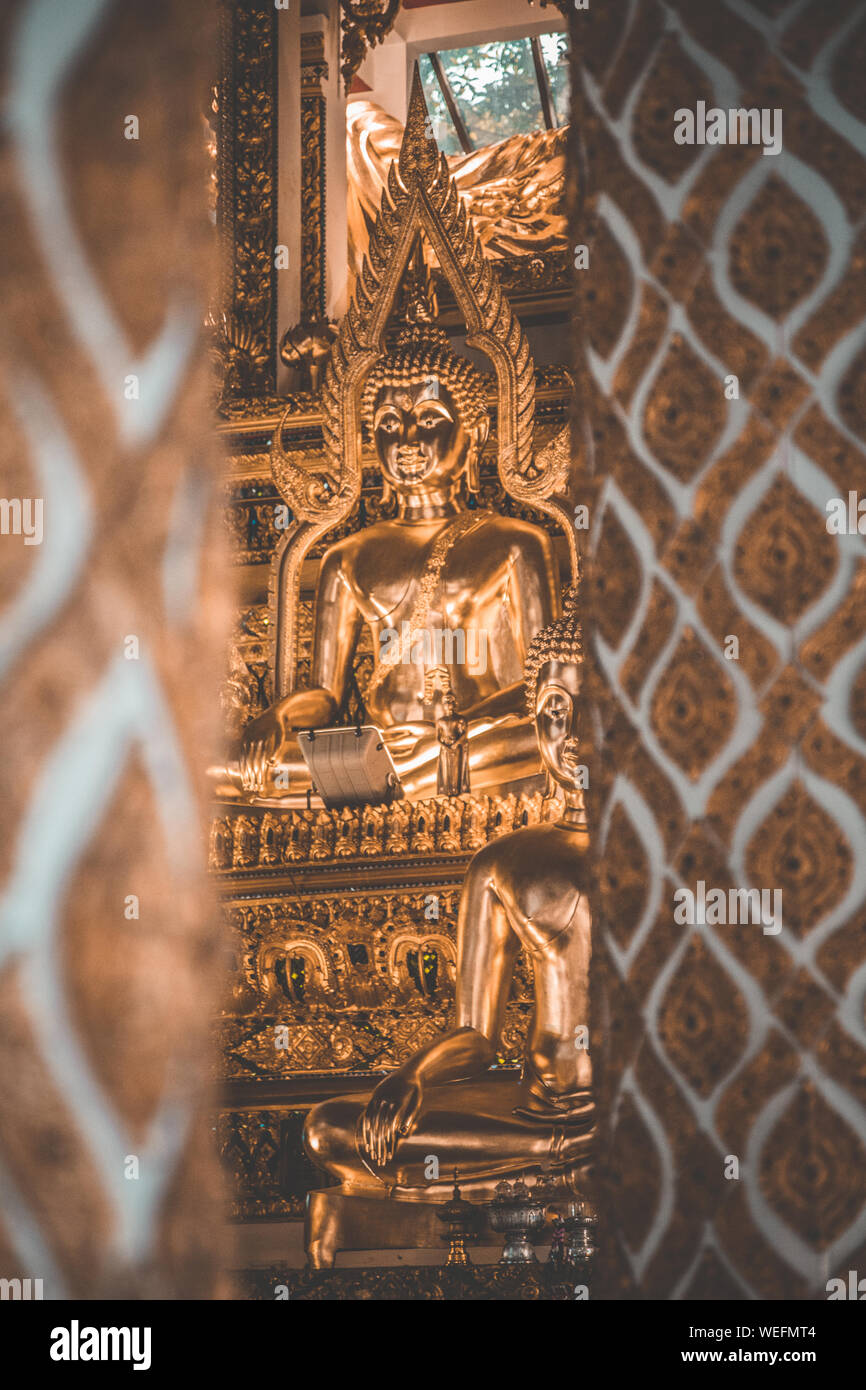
[419,34,568,153]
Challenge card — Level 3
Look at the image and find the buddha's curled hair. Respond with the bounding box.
[524,582,583,713]
[360,325,489,438]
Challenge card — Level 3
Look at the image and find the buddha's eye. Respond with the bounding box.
[418,415,440,432]
[377,415,401,434]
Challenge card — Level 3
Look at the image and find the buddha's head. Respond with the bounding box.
[361,324,489,499]
[524,585,584,796]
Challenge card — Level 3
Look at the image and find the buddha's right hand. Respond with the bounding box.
[361,1070,423,1170]
[239,708,285,794]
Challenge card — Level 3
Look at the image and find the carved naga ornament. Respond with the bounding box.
[269,67,575,698]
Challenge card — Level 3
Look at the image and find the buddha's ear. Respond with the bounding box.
[466,418,489,495]
[465,442,480,496]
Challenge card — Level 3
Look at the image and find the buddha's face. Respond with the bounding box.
[372,380,486,494]
[535,658,583,794]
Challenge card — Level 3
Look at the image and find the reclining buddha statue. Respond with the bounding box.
[302,586,593,1267]
[215,301,562,804]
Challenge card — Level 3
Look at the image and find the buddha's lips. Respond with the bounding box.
[393,446,430,479]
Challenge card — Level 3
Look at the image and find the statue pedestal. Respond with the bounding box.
[306,1190,462,1270]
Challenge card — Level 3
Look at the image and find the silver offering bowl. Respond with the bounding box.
[548,1199,598,1272]
[488,1178,548,1264]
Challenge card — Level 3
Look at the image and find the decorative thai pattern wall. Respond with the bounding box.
[572,0,866,1298]
[0,0,225,1298]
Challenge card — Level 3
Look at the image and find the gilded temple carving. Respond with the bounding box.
[218,881,539,1078]
[209,788,556,873]
[218,888,503,1076]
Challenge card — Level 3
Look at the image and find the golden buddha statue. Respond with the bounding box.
[303,587,593,1268]
[213,71,576,809]
[216,311,561,805]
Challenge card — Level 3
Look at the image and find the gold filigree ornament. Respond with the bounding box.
[338,0,400,94]
[268,67,578,698]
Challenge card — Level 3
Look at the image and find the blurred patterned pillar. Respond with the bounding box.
[0,0,226,1297]
[571,1,866,1297]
